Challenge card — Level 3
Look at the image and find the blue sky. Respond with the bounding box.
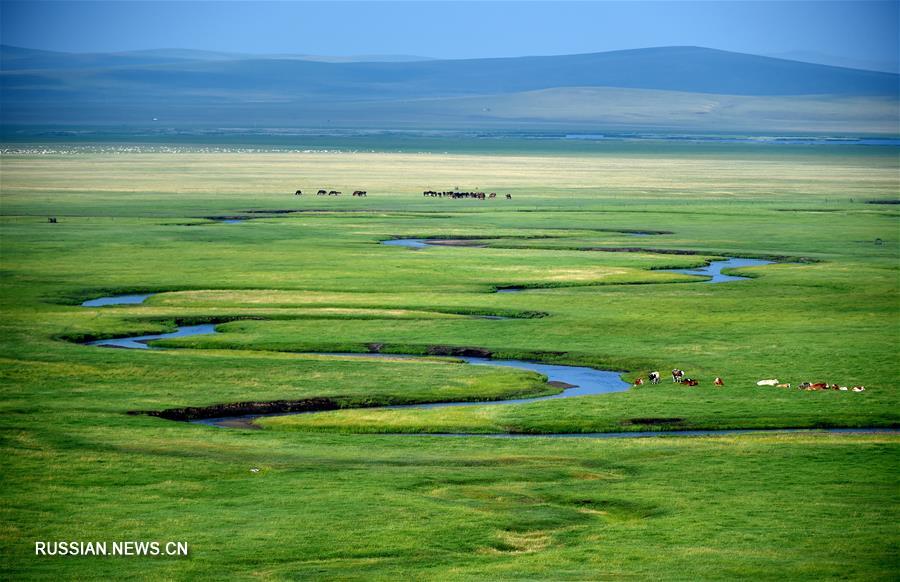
[2,1,898,71]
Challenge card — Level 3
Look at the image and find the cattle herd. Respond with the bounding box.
[755,379,866,392]
[633,369,866,392]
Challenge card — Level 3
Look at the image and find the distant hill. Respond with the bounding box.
[1,45,897,131]
[0,45,435,70]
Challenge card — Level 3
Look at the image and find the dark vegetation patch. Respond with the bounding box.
[387,234,562,243]
[865,200,900,205]
[582,247,819,263]
[775,208,848,213]
[366,342,570,364]
[426,345,494,358]
[194,215,254,221]
[546,381,576,389]
[530,227,673,235]
[624,417,686,426]
[129,397,341,421]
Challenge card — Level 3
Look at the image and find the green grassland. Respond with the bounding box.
[1,143,898,579]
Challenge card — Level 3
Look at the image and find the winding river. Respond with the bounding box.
[75,245,810,434]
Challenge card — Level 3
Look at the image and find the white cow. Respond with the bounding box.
[756,379,779,386]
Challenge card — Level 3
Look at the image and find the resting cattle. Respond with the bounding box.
[775,383,791,388]
[672,369,685,383]
[756,379,779,386]
[682,378,699,387]
[714,377,724,386]
[633,378,644,386]
[648,371,661,385]
[851,386,866,392]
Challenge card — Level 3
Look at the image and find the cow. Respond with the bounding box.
[682,378,699,387]
[294,190,303,196]
[851,386,866,392]
[648,371,661,385]
[352,190,367,197]
[838,386,849,391]
[505,194,512,199]
[775,383,792,388]
[756,379,779,386]
[328,190,341,196]
[489,192,497,199]
[810,382,828,390]
[633,377,644,386]
[317,189,327,196]
[47,217,57,223]
[714,377,724,386]
[672,369,685,383]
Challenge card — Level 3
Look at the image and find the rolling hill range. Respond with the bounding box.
[2,45,898,132]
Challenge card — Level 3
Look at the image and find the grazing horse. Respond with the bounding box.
[294,190,303,196]
[633,377,644,386]
[672,369,685,383]
[682,378,699,386]
[714,377,724,386]
[648,371,661,385]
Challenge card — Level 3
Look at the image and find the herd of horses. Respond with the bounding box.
[423,190,511,199]
[293,190,367,197]
[633,368,865,392]
[291,189,512,199]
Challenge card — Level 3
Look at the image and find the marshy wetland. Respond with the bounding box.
[2,140,898,579]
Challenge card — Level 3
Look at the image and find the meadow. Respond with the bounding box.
[1,140,898,579]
